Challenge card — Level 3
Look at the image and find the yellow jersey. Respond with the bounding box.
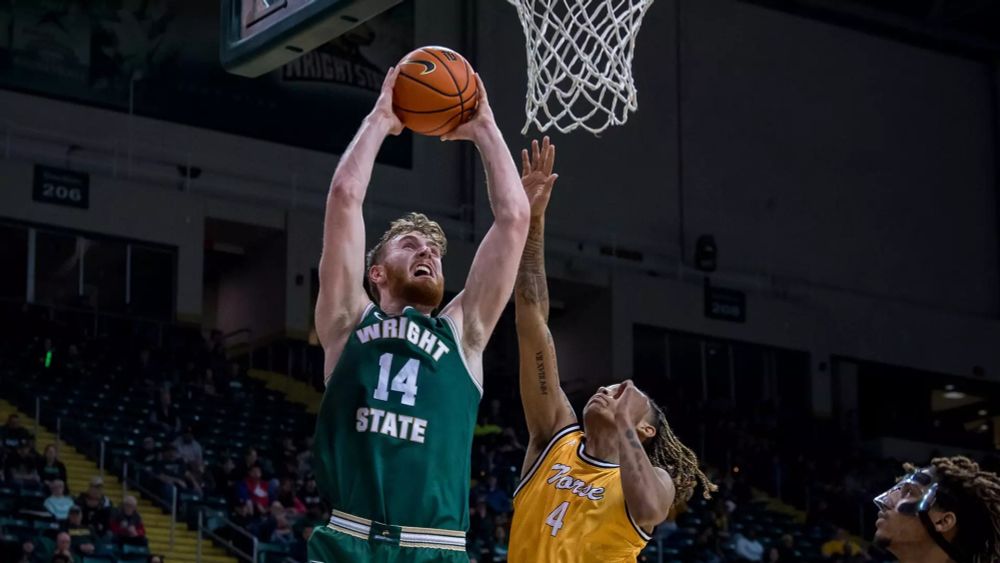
[509,424,651,563]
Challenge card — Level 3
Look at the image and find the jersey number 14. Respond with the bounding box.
[373,353,420,406]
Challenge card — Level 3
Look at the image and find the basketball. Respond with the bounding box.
[393,46,479,136]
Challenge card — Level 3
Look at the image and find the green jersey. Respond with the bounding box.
[313,302,482,533]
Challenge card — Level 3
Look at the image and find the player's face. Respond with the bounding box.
[872,480,937,552]
[582,382,626,427]
[377,232,445,309]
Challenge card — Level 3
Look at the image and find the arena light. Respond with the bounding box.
[943,390,966,400]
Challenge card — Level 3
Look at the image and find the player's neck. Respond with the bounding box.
[892,543,952,563]
[583,426,620,465]
[378,295,434,316]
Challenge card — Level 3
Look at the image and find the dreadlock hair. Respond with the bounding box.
[643,400,717,507]
[364,212,448,305]
[902,456,1000,562]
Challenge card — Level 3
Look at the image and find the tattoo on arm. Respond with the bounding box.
[535,351,548,395]
[516,221,548,307]
[626,429,644,450]
[625,429,651,469]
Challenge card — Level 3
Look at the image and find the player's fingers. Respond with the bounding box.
[521,149,530,177]
[544,173,559,192]
[382,66,397,91]
[531,139,540,168]
[543,145,556,176]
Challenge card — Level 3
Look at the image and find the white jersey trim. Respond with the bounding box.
[327,512,467,550]
[623,501,655,542]
[513,424,581,498]
[577,440,620,468]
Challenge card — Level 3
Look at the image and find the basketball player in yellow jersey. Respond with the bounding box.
[509,137,717,563]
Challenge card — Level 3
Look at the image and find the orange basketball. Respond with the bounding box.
[393,46,478,136]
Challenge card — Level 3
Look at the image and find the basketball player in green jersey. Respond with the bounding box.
[308,66,529,563]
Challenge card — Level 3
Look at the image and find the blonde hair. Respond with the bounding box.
[365,212,447,303]
[645,401,717,507]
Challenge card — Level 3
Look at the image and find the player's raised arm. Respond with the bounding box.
[513,138,577,453]
[316,67,404,380]
[440,76,531,373]
[614,381,677,530]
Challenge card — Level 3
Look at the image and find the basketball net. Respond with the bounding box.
[507,0,654,135]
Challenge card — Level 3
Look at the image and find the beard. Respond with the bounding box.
[871,532,892,550]
[385,264,444,309]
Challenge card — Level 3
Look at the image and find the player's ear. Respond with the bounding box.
[369,264,385,286]
[636,419,657,442]
[932,510,957,535]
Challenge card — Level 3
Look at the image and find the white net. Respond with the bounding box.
[507,0,654,135]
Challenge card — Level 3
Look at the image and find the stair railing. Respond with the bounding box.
[121,461,179,549]
[197,506,259,563]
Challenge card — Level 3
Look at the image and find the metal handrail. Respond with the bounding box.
[120,462,178,548]
[198,507,259,563]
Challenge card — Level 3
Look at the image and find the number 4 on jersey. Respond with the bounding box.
[374,353,420,406]
[545,501,570,537]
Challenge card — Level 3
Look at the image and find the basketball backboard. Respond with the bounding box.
[220,0,403,77]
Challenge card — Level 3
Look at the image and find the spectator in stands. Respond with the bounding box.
[257,501,287,541]
[734,529,765,562]
[138,436,159,468]
[63,506,96,557]
[299,474,325,520]
[149,389,181,435]
[76,477,113,537]
[109,496,147,547]
[277,437,299,478]
[237,466,270,514]
[275,477,305,515]
[469,497,494,543]
[37,444,68,491]
[185,460,213,497]
[270,513,296,546]
[212,454,241,504]
[200,368,219,397]
[155,444,188,499]
[821,528,864,559]
[491,524,510,562]
[14,539,39,563]
[7,441,41,489]
[237,447,260,479]
[51,532,74,563]
[44,479,74,520]
[230,498,259,536]
[172,427,203,466]
[473,474,512,515]
[296,436,315,478]
[2,414,31,452]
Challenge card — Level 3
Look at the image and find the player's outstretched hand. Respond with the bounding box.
[441,73,496,143]
[521,136,558,219]
[370,66,404,136]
